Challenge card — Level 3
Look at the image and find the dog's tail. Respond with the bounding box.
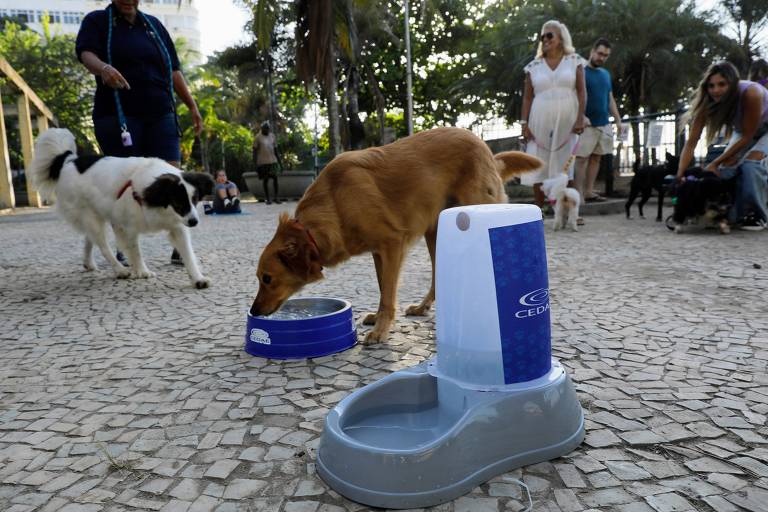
[29,128,77,199]
[494,151,543,181]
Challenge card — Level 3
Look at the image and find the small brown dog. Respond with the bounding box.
[250,127,542,343]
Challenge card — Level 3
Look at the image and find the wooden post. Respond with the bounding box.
[37,115,49,135]
[0,88,15,209]
[18,94,42,207]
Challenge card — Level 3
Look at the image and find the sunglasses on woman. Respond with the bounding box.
[540,32,555,41]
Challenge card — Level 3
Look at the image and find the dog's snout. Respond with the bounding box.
[250,298,261,316]
[187,218,198,227]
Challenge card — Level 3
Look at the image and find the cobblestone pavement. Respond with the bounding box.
[1,203,767,512]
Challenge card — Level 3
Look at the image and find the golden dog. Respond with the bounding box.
[250,127,542,343]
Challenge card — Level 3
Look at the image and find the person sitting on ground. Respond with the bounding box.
[676,61,768,231]
[211,169,241,213]
[253,122,281,205]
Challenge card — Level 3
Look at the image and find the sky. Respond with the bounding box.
[195,0,252,58]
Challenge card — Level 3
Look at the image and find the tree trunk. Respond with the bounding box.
[346,65,365,149]
[200,135,211,174]
[365,65,386,145]
[325,71,342,157]
[265,50,277,131]
[339,79,350,150]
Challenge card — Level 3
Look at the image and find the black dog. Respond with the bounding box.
[625,152,679,221]
[671,167,735,233]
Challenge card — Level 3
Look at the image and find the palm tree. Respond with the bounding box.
[721,0,768,73]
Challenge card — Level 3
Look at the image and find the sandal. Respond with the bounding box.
[577,217,585,226]
[585,194,606,203]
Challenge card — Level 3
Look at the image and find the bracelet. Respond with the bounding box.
[520,120,528,126]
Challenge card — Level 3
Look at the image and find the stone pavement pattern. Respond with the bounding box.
[1,204,767,512]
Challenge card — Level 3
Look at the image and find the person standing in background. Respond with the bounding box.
[520,20,586,208]
[253,122,281,205]
[573,38,623,226]
[76,0,203,265]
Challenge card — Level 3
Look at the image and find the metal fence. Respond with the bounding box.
[476,109,714,192]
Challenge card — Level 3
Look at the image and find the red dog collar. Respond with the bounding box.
[293,219,321,264]
[116,180,142,205]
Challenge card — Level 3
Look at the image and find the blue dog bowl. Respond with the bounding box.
[245,297,357,359]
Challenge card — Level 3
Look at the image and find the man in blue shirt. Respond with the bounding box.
[574,38,623,219]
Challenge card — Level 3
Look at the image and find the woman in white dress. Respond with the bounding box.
[521,20,586,207]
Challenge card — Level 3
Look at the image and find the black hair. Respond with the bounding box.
[592,38,611,50]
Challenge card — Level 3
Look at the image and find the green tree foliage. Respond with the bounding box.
[720,0,768,72]
[451,0,732,124]
[0,20,95,156]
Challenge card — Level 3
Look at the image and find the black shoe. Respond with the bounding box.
[116,251,129,267]
[274,199,282,204]
[740,214,767,231]
[232,197,240,208]
[266,200,272,205]
[171,249,183,266]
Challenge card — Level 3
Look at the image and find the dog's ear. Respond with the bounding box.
[277,228,323,282]
[142,173,181,207]
[182,171,214,198]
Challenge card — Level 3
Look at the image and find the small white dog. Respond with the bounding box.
[542,175,581,232]
[29,128,214,288]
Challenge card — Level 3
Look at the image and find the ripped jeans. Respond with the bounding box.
[720,129,768,224]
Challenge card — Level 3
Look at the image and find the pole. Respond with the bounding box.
[404,0,413,136]
[313,92,319,176]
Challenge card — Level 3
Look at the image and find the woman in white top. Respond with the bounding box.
[520,20,586,207]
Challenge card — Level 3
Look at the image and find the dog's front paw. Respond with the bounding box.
[83,261,96,271]
[571,226,579,232]
[362,329,387,345]
[194,277,211,289]
[361,312,378,325]
[405,303,431,316]
[131,269,155,279]
[115,269,131,279]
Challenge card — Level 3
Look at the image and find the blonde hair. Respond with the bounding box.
[535,20,575,59]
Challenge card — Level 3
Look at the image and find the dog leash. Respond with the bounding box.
[528,129,578,153]
[107,4,179,147]
[562,135,580,174]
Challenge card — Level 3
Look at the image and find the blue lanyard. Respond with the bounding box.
[106,5,175,134]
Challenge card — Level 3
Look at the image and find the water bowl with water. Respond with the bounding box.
[245,297,356,359]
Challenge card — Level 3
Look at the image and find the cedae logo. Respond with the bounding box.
[515,288,550,318]
[249,328,271,345]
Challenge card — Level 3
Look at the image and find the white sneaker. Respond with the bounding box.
[224,198,232,207]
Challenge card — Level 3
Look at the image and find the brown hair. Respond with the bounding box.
[686,61,741,144]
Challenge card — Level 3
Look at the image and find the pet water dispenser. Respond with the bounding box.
[316,204,585,509]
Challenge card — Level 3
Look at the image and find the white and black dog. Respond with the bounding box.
[29,128,214,288]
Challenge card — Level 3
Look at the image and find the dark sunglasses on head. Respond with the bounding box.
[540,32,555,41]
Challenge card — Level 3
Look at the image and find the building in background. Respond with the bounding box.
[0,1,202,65]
